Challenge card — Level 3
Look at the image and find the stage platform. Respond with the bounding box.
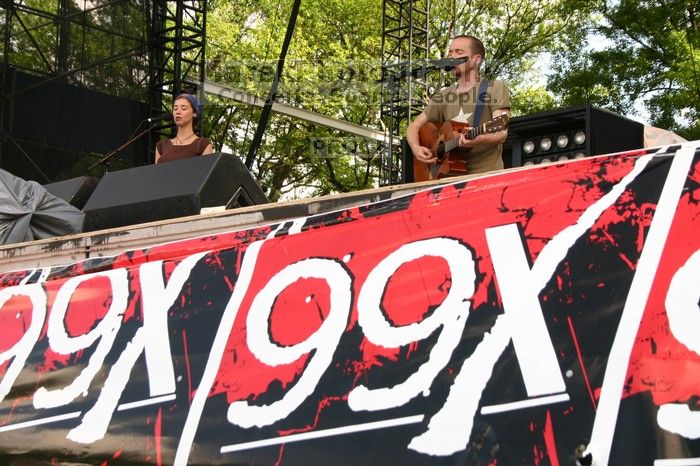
[0,174,472,272]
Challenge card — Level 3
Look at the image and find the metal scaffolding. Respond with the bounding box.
[0,0,207,175]
[379,0,429,185]
[0,0,423,186]
[148,0,207,129]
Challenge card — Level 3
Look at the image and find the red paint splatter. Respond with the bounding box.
[155,408,163,466]
[543,410,560,466]
[269,278,330,346]
[182,330,193,403]
[382,256,451,326]
[278,395,345,436]
[0,294,32,354]
[533,443,543,465]
[625,161,700,405]
[274,443,285,466]
[63,276,112,337]
[567,316,597,411]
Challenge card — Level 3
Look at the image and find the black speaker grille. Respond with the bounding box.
[82,153,268,231]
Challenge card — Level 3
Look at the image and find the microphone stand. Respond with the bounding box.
[386,58,466,81]
[89,120,167,172]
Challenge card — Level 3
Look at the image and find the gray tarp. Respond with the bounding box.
[0,169,84,245]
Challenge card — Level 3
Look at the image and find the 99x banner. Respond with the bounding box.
[0,142,698,466]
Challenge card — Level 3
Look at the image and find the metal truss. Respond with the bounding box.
[148,0,206,124]
[0,0,207,172]
[0,0,152,172]
[201,80,387,143]
[379,0,429,185]
[1,0,150,94]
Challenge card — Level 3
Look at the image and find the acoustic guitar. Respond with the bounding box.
[414,113,509,181]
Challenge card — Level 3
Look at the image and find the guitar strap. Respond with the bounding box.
[472,78,490,126]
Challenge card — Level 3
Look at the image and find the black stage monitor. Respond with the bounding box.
[83,153,268,232]
[502,104,645,168]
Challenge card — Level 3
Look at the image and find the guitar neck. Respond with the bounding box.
[443,122,487,152]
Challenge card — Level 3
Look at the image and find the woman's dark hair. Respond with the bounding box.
[174,93,202,122]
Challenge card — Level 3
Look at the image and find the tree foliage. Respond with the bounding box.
[204,0,382,201]
[3,0,697,196]
[548,0,700,139]
[203,0,596,199]
[427,0,592,79]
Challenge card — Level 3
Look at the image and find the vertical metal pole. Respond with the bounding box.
[379,0,429,185]
[0,2,15,167]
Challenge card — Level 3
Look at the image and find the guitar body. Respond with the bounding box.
[412,113,509,182]
[414,121,471,182]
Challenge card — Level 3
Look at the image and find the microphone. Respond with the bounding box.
[383,56,470,82]
[426,57,469,71]
[147,114,173,123]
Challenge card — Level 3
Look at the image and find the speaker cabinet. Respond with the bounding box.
[82,153,268,232]
[43,176,99,209]
[503,104,644,168]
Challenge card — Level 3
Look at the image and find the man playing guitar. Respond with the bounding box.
[406,35,511,180]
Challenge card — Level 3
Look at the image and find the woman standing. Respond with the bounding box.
[155,93,213,163]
